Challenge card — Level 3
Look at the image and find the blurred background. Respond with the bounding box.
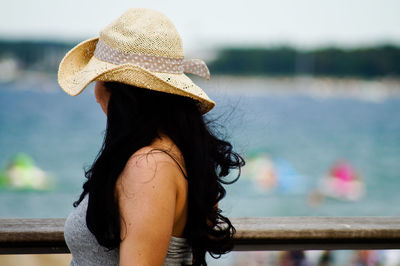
[0,0,400,265]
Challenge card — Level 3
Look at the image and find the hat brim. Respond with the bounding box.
[58,38,215,114]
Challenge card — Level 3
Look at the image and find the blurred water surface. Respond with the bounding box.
[0,77,399,218]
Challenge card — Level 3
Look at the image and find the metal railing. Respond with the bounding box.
[0,217,399,254]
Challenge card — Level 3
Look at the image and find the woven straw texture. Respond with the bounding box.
[58,8,215,114]
[101,9,183,58]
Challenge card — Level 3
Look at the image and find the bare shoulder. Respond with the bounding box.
[116,146,184,194]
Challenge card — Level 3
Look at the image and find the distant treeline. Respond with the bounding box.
[208,45,400,77]
[0,39,73,72]
[0,39,399,77]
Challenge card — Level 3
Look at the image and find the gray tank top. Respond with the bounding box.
[64,195,192,266]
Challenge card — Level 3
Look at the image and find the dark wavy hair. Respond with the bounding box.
[74,82,244,265]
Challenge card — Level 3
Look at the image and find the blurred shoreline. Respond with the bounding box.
[2,71,400,102]
[200,75,400,102]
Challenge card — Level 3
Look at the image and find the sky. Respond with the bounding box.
[1,0,400,52]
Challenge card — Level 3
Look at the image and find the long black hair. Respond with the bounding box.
[74,82,244,265]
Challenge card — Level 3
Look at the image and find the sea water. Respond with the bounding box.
[0,77,399,264]
[0,77,399,218]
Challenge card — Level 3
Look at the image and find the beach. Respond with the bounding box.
[0,254,71,266]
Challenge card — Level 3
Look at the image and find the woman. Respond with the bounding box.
[59,8,244,266]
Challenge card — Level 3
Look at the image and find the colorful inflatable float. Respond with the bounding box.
[0,153,53,191]
[317,160,365,201]
[243,153,308,194]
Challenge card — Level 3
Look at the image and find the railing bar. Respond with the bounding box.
[0,217,399,254]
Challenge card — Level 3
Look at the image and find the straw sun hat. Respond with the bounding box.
[58,8,215,113]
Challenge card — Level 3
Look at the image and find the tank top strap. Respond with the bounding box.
[151,148,188,179]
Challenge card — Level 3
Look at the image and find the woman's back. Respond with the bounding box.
[66,140,191,265]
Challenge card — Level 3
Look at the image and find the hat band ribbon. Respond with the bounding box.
[94,40,210,80]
